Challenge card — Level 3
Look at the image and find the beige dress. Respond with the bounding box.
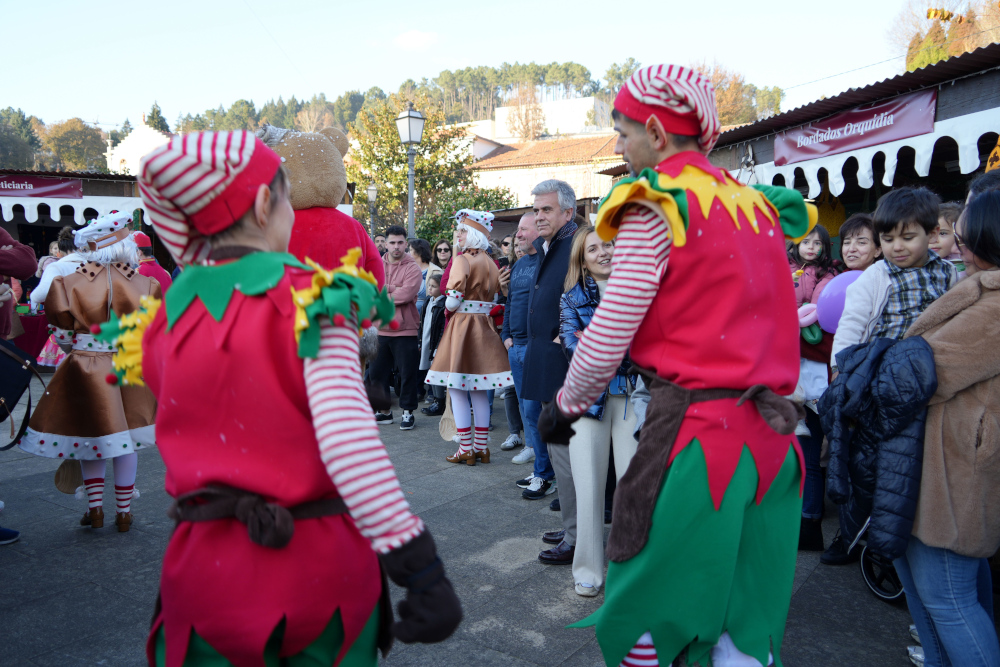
[425,250,513,391]
[18,261,160,461]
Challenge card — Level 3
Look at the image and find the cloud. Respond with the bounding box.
[393,30,439,51]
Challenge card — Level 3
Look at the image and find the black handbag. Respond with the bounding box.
[0,339,44,450]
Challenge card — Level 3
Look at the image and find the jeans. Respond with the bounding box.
[370,335,420,412]
[508,343,553,480]
[505,384,523,435]
[893,536,1000,667]
[798,409,825,520]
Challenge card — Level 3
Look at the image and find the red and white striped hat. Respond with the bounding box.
[137,131,282,264]
[614,64,720,152]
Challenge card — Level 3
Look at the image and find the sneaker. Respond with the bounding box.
[820,531,861,565]
[575,582,599,597]
[908,645,925,666]
[550,497,560,512]
[375,411,393,425]
[522,477,556,500]
[511,446,535,465]
[400,412,415,430]
[420,402,444,416]
[500,433,522,451]
[0,527,20,545]
[516,473,535,488]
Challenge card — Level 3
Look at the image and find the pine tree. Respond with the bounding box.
[146,102,170,132]
[910,23,949,71]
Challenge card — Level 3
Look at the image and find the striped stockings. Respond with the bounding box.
[621,633,658,666]
[115,484,135,514]
[473,426,489,453]
[83,478,103,510]
[455,427,472,455]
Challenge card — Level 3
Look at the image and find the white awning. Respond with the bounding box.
[741,108,998,197]
[0,196,148,226]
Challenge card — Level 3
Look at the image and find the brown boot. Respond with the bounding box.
[115,512,132,533]
[80,508,104,528]
[446,450,475,465]
[474,447,491,463]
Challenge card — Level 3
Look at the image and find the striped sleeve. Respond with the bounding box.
[304,317,424,554]
[556,204,672,417]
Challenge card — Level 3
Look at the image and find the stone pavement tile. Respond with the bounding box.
[558,638,606,666]
[381,637,543,666]
[4,583,149,667]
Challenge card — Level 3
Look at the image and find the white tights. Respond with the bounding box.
[449,389,490,430]
[80,452,138,488]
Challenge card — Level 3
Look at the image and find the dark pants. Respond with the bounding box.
[370,335,420,412]
[798,409,825,520]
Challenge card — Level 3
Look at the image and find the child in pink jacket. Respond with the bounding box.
[789,225,841,306]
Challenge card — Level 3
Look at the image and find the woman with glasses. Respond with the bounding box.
[896,189,1000,667]
[433,239,453,270]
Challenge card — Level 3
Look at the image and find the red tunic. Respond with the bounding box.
[138,258,173,291]
[142,265,381,667]
[288,208,385,289]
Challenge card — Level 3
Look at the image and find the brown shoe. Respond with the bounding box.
[115,512,132,533]
[80,508,104,528]
[474,447,490,463]
[446,450,475,465]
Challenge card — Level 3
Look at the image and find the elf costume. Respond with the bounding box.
[539,65,817,667]
[118,130,460,667]
[18,212,160,532]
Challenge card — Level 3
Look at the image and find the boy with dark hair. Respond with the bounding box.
[825,186,958,564]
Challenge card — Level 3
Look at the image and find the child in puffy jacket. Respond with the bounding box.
[789,224,840,306]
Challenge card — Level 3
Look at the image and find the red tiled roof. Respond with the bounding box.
[473,134,619,170]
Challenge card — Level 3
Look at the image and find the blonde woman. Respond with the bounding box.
[546,225,637,596]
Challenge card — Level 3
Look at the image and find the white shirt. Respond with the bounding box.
[30,252,85,309]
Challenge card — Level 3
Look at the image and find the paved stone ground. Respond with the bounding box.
[0,380,920,666]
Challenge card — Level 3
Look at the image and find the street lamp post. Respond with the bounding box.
[395,101,425,239]
[366,183,378,240]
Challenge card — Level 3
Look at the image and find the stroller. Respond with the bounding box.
[850,515,905,604]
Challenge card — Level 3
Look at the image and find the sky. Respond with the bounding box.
[3,0,909,131]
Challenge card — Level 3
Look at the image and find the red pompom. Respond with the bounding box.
[90,324,102,334]
[332,313,346,327]
[361,318,373,329]
[105,374,119,385]
[388,320,400,331]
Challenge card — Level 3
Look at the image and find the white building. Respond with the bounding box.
[493,96,611,143]
[104,115,172,175]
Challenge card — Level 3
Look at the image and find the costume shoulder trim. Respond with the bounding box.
[95,294,162,387]
[750,184,818,243]
[292,248,395,359]
[594,168,690,244]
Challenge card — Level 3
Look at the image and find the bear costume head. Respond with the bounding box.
[255,124,384,290]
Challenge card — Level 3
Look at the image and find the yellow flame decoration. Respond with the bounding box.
[112,294,162,386]
[291,248,378,343]
[671,165,779,235]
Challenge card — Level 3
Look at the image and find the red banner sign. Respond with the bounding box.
[774,89,937,166]
[0,175,83,199]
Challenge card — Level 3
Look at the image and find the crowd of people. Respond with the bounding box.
[1,61,1000,667]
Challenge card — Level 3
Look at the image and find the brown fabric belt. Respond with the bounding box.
[168,485,348,549]
[606,366,803,562]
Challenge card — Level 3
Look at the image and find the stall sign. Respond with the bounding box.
[0,175,83,198]
[775,89,937,166]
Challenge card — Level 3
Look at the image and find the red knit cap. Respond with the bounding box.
[132,231,151,246]
[614,64,721,152]
[137,131,281,264]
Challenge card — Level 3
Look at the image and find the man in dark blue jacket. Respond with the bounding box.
[502,212,543,469]
[522,180,578,563]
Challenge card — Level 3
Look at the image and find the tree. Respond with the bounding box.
[909,22,949,70]
[506,83,546,140]
[109,118,132,145]
[43,118,106,170]
[0,107,42,151]
[220,99,258,131]
[332,90,365,128]
[346,92,482,240]
[689,61,784,125]
[602,58,641,96]
[147,102,170,132]
[296,94,335,132]
[0,124,34,169]
[416,184,516,241]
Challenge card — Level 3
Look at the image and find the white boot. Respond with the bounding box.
[710,633,773,667]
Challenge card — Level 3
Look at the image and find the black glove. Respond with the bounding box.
[538,400,578,445]
[379,529,462,643]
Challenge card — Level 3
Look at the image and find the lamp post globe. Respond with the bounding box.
[366,183,378,240]
[395,101,425,239]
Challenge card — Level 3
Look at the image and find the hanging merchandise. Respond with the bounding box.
[814,184,847,238]
[986,136,1000,173]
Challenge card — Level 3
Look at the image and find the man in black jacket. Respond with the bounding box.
[522,179,578,563]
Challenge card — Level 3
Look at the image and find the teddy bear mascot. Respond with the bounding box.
[538,65,818,667]
[99,129,460,666]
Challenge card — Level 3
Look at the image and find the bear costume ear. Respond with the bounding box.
[319,126,350,157]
